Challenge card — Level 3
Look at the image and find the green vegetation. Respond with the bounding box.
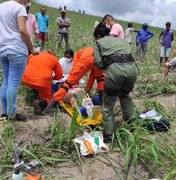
[0,0,176,179]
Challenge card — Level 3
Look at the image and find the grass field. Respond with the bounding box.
[0,0,176,179]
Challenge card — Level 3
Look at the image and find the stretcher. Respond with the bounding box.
[60,102,102,126]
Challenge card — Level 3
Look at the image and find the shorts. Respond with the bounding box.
[39,32,45,42]
[165,57,176,68]
[160,46,171,58]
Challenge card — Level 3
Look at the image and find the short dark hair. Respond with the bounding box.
[93,22,110,39]
[102,14,114,23]
[40,7,46,10]
[128,23,133,28]
[166,22,171,27]
[64,49,74,58]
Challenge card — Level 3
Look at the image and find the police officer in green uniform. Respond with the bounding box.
[93,22,138,142]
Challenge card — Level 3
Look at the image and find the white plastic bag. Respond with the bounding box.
[81,94,93,119]
[139,109,162,121]
[74,131,109,156]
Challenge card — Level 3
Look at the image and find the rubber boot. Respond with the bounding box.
[98,90,104,106]
[43,99,58,115]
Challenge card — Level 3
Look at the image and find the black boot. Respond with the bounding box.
[43,99,58,115]
[98,90,104,106]
[0,114,8,121]
[103,134,113,143]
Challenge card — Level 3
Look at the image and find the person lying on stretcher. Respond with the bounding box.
[44,47,105,115]
[62,85,101,119]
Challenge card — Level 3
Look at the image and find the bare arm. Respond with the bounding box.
[63,18,70,28]
[158,31,163,43]
[171,32,174,41]
[63,23,70,28]
[34,33,40,42]
[56,19,63,28]
[57,18,70,28]
[17,16,38,54]
[58,22,70,28]
[34,17,39,42]
[110,34,116,37]
[168,47,176,61]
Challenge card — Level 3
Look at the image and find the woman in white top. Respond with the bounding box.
[59,49,74,81]
[51,49,74,94]
[0,0,38,121]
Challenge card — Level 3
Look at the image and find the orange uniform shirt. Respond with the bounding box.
[53,47,104,102]
[22,51,63,103]
[22,51,62,88]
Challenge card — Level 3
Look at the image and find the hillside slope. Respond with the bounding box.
[1,0,163,56]
[31,1,163,55]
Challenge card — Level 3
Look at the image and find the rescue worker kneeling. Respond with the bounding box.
[93,22,138,142]
[22,51,63,115]
[44,47,105,114]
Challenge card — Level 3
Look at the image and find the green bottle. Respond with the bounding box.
[94,131,99,146]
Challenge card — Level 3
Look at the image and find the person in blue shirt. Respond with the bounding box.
[35,7,49,49]
[135,23,154,62]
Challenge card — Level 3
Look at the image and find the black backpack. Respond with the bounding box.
[128,114,170,132]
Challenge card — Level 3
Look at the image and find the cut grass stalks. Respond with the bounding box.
[164,168,176,180]
[114,116,176,178]
[0,1,176,178]
[47,94,85,151]
[0,121,15,161]
[115,126,161,173]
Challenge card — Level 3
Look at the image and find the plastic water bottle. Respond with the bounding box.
[36,41,42,52]
[92,96,101,105]
[94,131,100,146]
[85,103,93,119]
[81,94,93,119]
[80,107,88,117]
[12,170,24,180]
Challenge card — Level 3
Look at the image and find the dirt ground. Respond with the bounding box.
[0,113,149,180]
[0,95,176,179]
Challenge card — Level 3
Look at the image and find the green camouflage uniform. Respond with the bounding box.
[94,36,138,135]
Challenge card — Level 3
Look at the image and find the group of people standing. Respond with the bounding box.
[99,15,155,62]
[0,0,176,142]
[126,20,176,77]
[26,3,70,51]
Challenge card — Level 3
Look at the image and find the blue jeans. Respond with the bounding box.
[135,42,148,61]
[0,49,27,115]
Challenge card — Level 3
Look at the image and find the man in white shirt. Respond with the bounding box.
[125,23,138,44]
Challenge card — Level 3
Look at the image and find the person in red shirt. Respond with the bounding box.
[22,51,63,114]
[44,47,104,114]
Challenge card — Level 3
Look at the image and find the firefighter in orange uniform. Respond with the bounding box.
[22,51,63,114]
[86,66,104,93]
[44,47,105,113]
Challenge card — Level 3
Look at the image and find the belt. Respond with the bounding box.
[102,54,134,69]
